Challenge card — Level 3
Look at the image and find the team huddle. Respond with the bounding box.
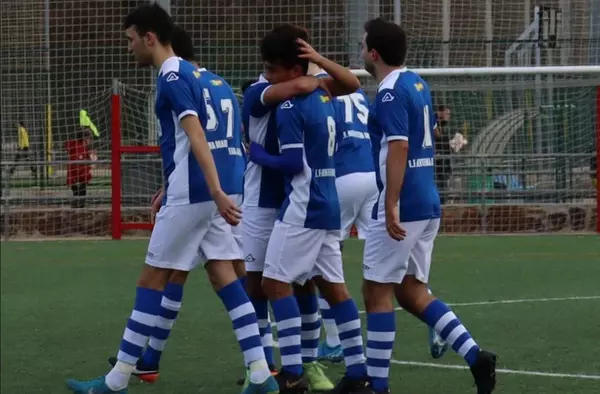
[65,4,497,394]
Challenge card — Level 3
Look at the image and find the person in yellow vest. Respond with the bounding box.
[8,121,37,180]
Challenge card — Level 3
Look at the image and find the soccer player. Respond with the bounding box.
[241,27,366,392]
[305,75,377,364]
[106,25,248,384]
[359,18,497,394]
[66,5,277,394]
[248,26,369,394]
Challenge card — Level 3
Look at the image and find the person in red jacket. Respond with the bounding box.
[65,131,93,208]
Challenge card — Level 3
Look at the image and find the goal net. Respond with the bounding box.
[0,0,598,239]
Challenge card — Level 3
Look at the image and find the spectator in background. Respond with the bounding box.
[591,154,597,188]
[435,105,452,204]
[7,121,37,181]
[65,130,93,208]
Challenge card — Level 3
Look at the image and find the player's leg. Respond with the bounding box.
[293,281,333,392]
[360,219,417,394]
[316,175,358,363]
[201,204,278,393]
[262,221,324,393]
[66,204,207,393]
[311,230,368,393]
[395,219,497,393]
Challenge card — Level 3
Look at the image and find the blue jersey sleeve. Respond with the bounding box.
[376,88,410,142]
[244,82,275,118]
[159,72,199,121]
[276,100,304,151]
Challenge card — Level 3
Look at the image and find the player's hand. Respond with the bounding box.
[150,187,164,224]
[385,204,406,241]
[297,38,325,64]
[212,189,242,226]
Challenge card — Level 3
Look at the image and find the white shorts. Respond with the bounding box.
[145,195,244,271]
[242,206,279,272]
[363,218,440,284]
[263,220,344,285]
[336,172,378,240]
[230,195,244,255]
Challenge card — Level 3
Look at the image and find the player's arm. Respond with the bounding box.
[379,88,410,240]
[297,38,360,97]
[248,101,304,176]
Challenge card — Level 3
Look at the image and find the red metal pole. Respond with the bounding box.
[111,80,122,240]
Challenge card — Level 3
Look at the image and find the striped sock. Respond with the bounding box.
[296,294,321,363]
[217,280,266,368]
[251,296,275,367]
[318,296,340,347]
[366,312,396,393]
[331,299,366,378]
[141,282,183,367]
[422,299,480,366]
[271,296,303,376]
[107,287,162,390]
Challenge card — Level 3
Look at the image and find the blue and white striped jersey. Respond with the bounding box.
[276,89,341,230]
[155,57,244,205]
[368,68,441,222]
[314,71,374,177]
[242,75,285,208]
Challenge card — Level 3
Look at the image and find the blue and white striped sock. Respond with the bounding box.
[422,299,480,366]
[296,294,321,363]
[251,296,275,367]
[318,296,340,347]
[332,299,366,378]
[217,281,267,369]
[271,296,303,376]
[141,282,183,367]
[366,312,396,393]
[106,287,162,390]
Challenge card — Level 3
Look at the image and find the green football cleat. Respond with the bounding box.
[65,376,128,394]
[302,361,334,392]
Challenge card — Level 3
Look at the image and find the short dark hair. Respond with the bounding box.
[123,3,173,45]
[364,18,407,66]
[171,26,195,61]
[437,105,451,112]
[241,79,257,94]
[260,24,309,74]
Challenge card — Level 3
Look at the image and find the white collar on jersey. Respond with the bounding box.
[378,67,409,90]
[158,56,180,76]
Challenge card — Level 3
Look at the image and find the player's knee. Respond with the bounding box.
[362,279,395,312]
[204,260,238,292]
[396,275,432,314]
[137,265,172,290]
[232,259,246,278]
[168,270,189,285]
[261,277,293,300]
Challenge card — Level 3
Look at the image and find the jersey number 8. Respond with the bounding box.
[327,116,336,157]
[203,88,234,139]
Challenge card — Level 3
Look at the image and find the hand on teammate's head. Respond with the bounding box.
[296,38,323,64]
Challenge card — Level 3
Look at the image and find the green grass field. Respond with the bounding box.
[2,236,599,394]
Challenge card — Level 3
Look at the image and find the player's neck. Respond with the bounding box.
[375,64,406,85]
[153,46,177,70]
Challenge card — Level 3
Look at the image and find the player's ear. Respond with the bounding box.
[143,31,157,47]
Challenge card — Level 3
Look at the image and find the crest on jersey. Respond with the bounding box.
[414,82,424,91]
[280,100,294,109]
[210,79,223,86]
[320,95,330,103]
[165,72,179,82]
[193,71,201,78]
[381,92,394,102]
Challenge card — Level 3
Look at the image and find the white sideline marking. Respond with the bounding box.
[269,341,600,380]
[271,296,600,328]
[390,359,600,380]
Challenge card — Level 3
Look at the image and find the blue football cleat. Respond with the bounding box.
[240,370,280,394]
[317,341,344,363]
[429,326,448,359]
[65,376,128,394]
